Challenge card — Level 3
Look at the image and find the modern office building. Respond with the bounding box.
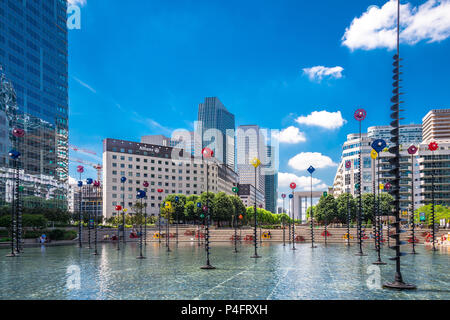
[141,132,196,155]
[102,138,238,219]
[333,124,424,211]
[237,183,265,208]
[422,109,450,142]
[197,97,235,169]
[0,0,69,207]
[236,125,266,208]
[68,182,103,218]
[419,109,450,206]
[368,124,422,146]
[264,145,278,213]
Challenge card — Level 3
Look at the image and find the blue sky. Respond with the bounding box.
[67,0,450,202]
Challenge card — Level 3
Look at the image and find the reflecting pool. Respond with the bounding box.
[0,242,448,300]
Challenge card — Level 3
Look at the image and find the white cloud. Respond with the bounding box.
[278,172,328,191]
[302,66,344,82]
[295,110,347,130]
[273,126,306,144]
[342,0,450,51]
[68,0,87,6]
[69,176,77,185]
[288,152,338,172]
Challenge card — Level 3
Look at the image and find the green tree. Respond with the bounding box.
[213,192,234,227]
[336,193,357,223]
[315,195,338,224]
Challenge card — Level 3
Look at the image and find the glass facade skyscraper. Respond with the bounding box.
[197,97,235,169]
[264,145,278,213]
[0,0,69,207]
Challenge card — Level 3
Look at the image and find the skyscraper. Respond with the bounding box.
[264,145,278,213]
[0,0,69,206]
[197,97,235,169]
[236,125,266,206]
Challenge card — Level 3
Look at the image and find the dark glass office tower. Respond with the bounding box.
[264,145,278,213]
[0,0,69,207]
[197,97,235,169]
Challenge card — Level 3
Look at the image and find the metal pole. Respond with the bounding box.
[291,193,296,250]
[201,160,215,269]
[122,181,126,244]
[144,199,147,246]
[6,159,16,257]
[410,154,417,254]
[431,150,436,251]
[88,183,91,249]
[347,193,350,246]
[79,173,83,248]
[167,204,171,252]
[374,157,385,265]
[137,198,145,259]
[251,167,261,258]
[282,197,286,247]
[14,158,20,254]
[310,173,315,248]
[93,184,99,256]
[356,120,365,256]
[234,191,238,253]
[158,204,162,245]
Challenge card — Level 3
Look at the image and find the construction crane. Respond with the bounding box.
[70,158,103,182]
[69,145,98,156]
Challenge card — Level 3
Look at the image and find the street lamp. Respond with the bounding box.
[281,194,287,247]
[201,147,215,269]
[232,187,239,253]
[308,166,316,248]
[86,178,94,249]
[289,182,296,250]
[408,145,419,254]
[136,190,147,259]
[372,139,387,265]
[250,157,262,259]
[428,141,438,252]
[354,108,367,256]
[120,176,127,244]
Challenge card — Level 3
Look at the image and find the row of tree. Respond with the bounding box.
[306,193,395,225]
[307,193,450,226]
[105,192,292,227]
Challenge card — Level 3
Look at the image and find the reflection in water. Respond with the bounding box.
[0,243,448,300]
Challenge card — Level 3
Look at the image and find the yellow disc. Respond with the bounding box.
[371,149,378,160]
[251,158,261,168]
[379,184,384,190]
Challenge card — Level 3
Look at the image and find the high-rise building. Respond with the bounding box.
[236,125,266,207]
[422,109,450,142]
[102,138,238,218]
[420,109,450,206]
[264,145,278,213]
[142,132,196,155]
[0,1,69,207]
[368,124,422,146]
[197,97,235,169]
[333,124,424,211]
